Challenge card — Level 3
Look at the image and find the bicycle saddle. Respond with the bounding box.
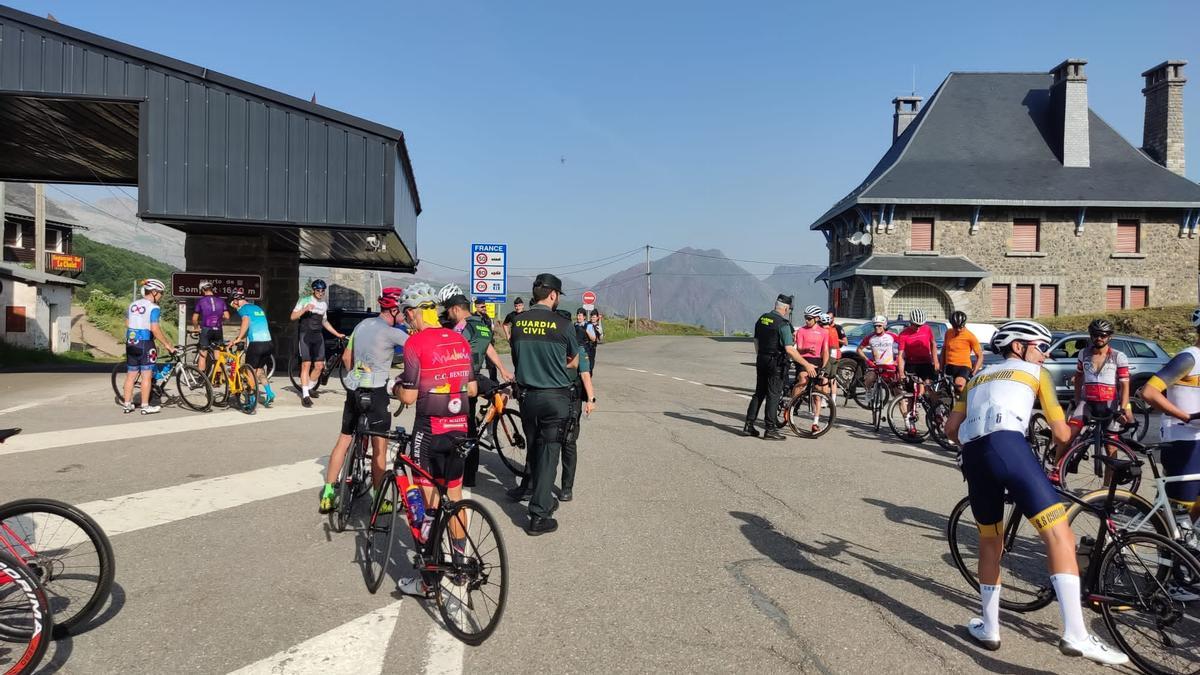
[1096,453,1143,486]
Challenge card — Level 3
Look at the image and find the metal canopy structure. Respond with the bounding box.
[0,5,419,271]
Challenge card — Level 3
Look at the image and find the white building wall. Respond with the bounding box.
[0,279,76,353]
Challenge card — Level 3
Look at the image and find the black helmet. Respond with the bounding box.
[950,310,967,328]
[1088,318,1114,337]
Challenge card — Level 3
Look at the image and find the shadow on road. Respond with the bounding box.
[861,497,950,542]
[729,510,1060,673]
[879,448,958,471]
[39,581,128,672]
[662,411,744,436]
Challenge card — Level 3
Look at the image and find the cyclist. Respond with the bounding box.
[941,311,983,395]
[789,305,829,433]
[228,292,276,407]
[1057,319,1133,470]
[819,312,840,400]
[501,297,525,342]
[896,308,941,434]
[395,288,478,596]
[120,278,176,415]
[575,307,599,372]
[317,287,409,515]
[857,315,898,392]
[190,280,228,376]
[944,320,1127,665]
[1140,308,1200,536]
[290,279,346,408]
[560,308,596,503]
[474,298,499,381]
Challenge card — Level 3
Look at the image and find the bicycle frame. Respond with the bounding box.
[208,344,250,395]
[1110,445,1200,542]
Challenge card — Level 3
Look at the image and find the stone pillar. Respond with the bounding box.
[184,232,299,361]
[1141,60,1187,176]
[892,96,922,143]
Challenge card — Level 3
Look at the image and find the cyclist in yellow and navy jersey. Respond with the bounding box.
[1141,308,1200,531]
[945,320,1128,666]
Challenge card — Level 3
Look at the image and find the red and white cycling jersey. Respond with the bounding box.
[1075,345,1129,403]
[860,331,898,366]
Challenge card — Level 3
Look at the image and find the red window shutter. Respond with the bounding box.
[5,306,26,333]
[1014,285,1034,319]
[1129,286,1148,309]
[990,284,1010,319]
[1012,220,1039,252]
[910,219,933,251]
[1105,286,1125,311]
[1116,221,1139,254]
[1037,285,1058,317]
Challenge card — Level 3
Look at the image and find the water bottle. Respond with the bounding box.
[397,474,425,537]
[154,362,171,383]
[1075,535,1095,576]
[1175,515,1199,552]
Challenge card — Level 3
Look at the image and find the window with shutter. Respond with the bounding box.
[990,284,1010,319]
[1014,285,1034,318]
[1116,221,1140,254]
[1012,219,1039,252]
[1105,286,1125,311]
[910,218,933,251]
[1037,285,1058,317]
[1130,286,1148,309]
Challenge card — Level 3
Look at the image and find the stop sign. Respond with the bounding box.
[582,290,597,306]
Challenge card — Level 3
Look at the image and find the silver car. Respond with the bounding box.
[986,331,1170,400]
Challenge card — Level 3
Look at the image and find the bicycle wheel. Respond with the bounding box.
[174,365,213,412]
[330,358,348,392]
[288,353,302,392]
[491,409,528,477]
[231,365,258,414]
[0,551,52,675]
[886,395,930,443]
[1127,396,1152,443]
[110,361,143,405]
[0,498,115,637]
[262,353,276,381]
[209,363,229,407]
[927,400,959,452]
[434,500,509,645]
[788,391,835,438]
[1098,531,1200,674]
[1065,488,1172,559]
[364,474,400,594]
[1057,438,1141,495]
[946,496,1055,612]
[870,382,888,431]
[333,435,365,534]
[1027,412,1054,470]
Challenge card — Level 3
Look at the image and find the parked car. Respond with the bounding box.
[983,331,1170,400]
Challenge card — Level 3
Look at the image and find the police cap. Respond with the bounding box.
[776,293,794,307]
[533,273,564,293]
[442,294,471,309]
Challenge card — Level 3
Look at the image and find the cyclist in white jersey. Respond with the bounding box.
[1142,308,1200,531]
[856,315,897,391]
[945,320,1127,665]
[120,278,177,415]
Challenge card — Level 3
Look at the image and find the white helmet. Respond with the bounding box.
[142,278,166,294]
[437,283,463,302]
[1191,308,1200,327]
[818,312,832,326]
[990,320,1052,352]
[803,304,822,318]
[400,282,438,310]
[872,314,888,325]
[198,280,213,291]
[909,308,926,324]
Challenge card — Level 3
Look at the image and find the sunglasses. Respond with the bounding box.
[1026,341,1051,354]
[1089,332,1112,339]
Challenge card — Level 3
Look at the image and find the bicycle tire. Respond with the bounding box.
[232,365,258,414]
[492,409,528,478]
[927,400,958,452]
[174,365,213,412]
[886,395,930,443]
[111,361,146,404]
[1057,437,1141,495]
[333,435,363,534]
[0,550,52,675]
[788,391,835,438]
[364,475,400,594]
[262,353,276,381]
[1065,488,1172,546]
[870,382,888,431]
[1098,531,1200,675]
[434,499,509,645]
[0,498,115,637]
[288,353,303,392]
[1127,396,1151,444]
[1026,412,1054,470]
[945,496,1056,612]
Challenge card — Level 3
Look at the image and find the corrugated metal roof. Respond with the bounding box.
[0,260,84,286]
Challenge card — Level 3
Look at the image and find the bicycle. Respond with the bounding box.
[474,381,527,478]
[0,549,51,675]
[203,341,258,415]
[777,370,836,438]
[1027,396,1150,467]
[886,373,954,445]
[855,363,900,432]
[1052,406,1143,495]
[947,453,1200,674]
[288,336,348,395]
[110,349,213,412]
[185,330,276,381]
[362,427,509,645]
[330,391,378,533]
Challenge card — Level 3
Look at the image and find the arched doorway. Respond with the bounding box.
[887,282,952,321]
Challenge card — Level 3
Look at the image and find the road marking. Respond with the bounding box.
[686,380,703,386]
[227,600,404,675]
[628,368,647,373]
[0,406,337,457]
[671,376,686,382]
[423,485,470,675]
[78,457,327,537]
[653,372,666,377]
[0,396,67,416]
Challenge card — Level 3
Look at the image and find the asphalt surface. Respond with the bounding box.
[0,336,1158,674]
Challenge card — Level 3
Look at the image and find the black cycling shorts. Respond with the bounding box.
[908,363,937,382]
[961,431,1065,536]
[340,387,390,435]
[125,339,157,371]
[244,341,274,370]
[1162,440,1200,507]
[944,365,972,382]
[198,327,224,349]
[298,331,325,362]
[411,421,465,489]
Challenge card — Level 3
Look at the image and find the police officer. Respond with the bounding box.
[559,309,596,502]
[744,294,817,440]
[474,298,499,381]
[507,273,579,535]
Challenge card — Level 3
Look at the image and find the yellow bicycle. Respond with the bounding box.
[205,341,258,414]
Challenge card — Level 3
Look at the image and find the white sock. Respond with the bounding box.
[979,583,1001,638]
[302,386,310,396]
[1051,574,1088,642]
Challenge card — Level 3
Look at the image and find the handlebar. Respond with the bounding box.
[362,428,476,459]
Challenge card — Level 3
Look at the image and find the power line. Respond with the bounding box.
[48,185,127,223]
[420,247,641,278]
[648,245,800,267]
[508,246,643,271]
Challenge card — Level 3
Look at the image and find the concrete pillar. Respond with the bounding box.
[184,232,299,361]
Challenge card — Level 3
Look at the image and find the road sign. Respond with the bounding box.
[469,243,507,303]
[582,290,597,306]
[172,272,262,299]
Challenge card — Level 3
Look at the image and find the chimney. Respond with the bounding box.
[1049,59,1090,167]
[892,96,922,142]
[1141,60,1187,176]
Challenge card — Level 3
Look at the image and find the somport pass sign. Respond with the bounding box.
[470,243,507,303]
[171,273,261,299]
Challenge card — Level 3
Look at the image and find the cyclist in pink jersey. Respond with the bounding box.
[896,309,941,436]
[790,305,830,432]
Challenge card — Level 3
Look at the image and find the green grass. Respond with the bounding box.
[1041,304,1195,354]
[85,288,180,345]
[0,341,102,368]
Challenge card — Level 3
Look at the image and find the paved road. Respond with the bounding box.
[0,337,1145,674]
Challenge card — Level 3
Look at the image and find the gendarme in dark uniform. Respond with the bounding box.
[509,273,580,535]
[744,294,797,440]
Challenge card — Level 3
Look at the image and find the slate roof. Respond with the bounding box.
[816,254,989,282]
[811,72,1200,229]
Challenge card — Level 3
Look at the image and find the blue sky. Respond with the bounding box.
[18,0,1200,283]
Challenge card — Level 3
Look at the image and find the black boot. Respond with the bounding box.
[742,421,761,437]
[762,427,786,441]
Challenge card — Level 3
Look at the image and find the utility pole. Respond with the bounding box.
[645,244,653,322]
[34,183,46,273]
[722,312,726,337]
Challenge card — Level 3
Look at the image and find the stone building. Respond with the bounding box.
[813,59,1200,322]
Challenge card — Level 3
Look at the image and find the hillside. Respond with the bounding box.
[74,235,179,300]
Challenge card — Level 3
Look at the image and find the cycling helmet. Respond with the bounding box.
[1088,318,1115,336]
[437,283,464,302]
[990,320,1052,352]
[1192,308,1200,328]
[872,314,888,326]
[311,279,327,291]
[228,290,246,303]
[818,312,832,326]
[803,304,822,318]
[400,282,438,310]
[141,278,166,294]
[198,280,214,292]
[378,286,403,310]
[950,310,967,329]
[909,308,926,324]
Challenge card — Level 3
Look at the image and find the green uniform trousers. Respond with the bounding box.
[560,396,584,492]
[520,387,572,518]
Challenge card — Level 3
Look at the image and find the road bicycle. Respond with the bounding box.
[855,363,901,432]
[1050,407,1143,496]
[1027,395,1150,466]
[777,371,836,438]
[947,453,1199,674]
[474,381,527,478]
[362,427,509,645]
[0,549,51,675]
[288,336,348,395]
[203,342,258,414]
[330,391,377,533]
[886,373,954,446]
[184,331,276,381]
[110,349,213,412]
